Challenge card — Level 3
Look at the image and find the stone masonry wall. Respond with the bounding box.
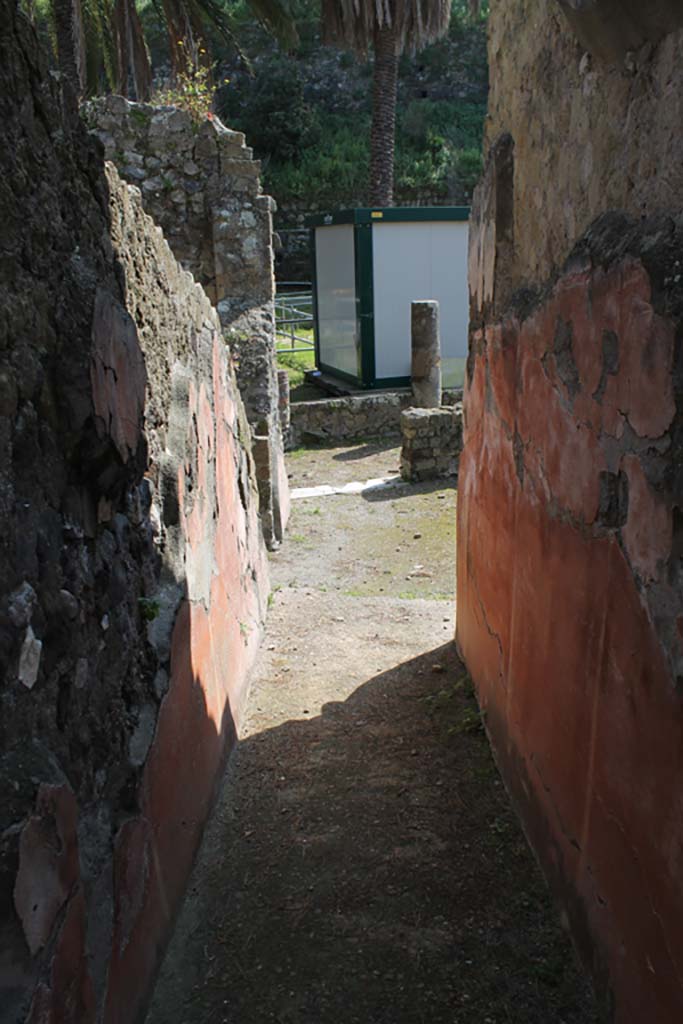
[471,0,683,313]
[1,6,268,1021]
[84,95,289,548]
[289,391,462,449]
[459,3,683,1021]
[399,407,463,482]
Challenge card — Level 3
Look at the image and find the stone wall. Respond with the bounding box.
[399,407,463,482]
[473,0,683,311]
[289,391,462,449]
[0,6,268,1021]
[274,190,456,231]
[458,3,683,1020]
[84,95,289,548]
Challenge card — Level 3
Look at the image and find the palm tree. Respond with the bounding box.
[322,0,472,207]
[53,0,86,94]
[160,0,297,76]
[45,0,295,101]
[47,0,153,99]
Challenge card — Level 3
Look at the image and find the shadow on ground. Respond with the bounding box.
[361,478,457,503]
[332,439,401,462]
[147,641,601,1024]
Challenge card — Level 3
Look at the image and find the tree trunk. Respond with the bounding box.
[112,0,130,96]
[369,21,399,208]
[54,0,85,98]
[127,0,153,101]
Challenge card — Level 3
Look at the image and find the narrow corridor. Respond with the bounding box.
[147,441,600,1024]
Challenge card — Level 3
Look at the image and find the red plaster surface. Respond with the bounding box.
[621,454,672,584]
[19,347,267,1024]
[457,256,683,1022]
[90,289,147,463]
[12,786,94,1022]
[103,336,267,1024]
[13,784,79,957]
[25,889,95,1024]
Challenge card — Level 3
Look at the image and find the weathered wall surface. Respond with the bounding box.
[0,6,268,1021]
[480,0,683,305]
[85,95,289,548]
[459,3,683,1021]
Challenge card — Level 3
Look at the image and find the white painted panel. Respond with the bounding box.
[430,221,469,388]
[315,225,358,378]
[372,221,469,386]
[372,224,431,381]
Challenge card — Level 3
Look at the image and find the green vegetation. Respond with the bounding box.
[138,597,160,622]
[276,345,314,385]
[216,1,488,206]
[275,331,317,400]
[423,673,486,736]
[31,0,487,211]
[258,105,483,202]
[153,51,218,122]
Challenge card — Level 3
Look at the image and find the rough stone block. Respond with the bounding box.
[400,406,463,482]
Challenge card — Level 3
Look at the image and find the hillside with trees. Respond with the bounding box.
[27,0,487,210]
[217,1,488,207]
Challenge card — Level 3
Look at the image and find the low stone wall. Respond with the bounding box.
[273,191,454,230]
[84,95,288,548]
[289,390,462,448]
[400,407,463,481]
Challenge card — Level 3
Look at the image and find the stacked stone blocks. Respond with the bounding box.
[84,95,288,547]
[288,390,462,448]
[400,405,463,482]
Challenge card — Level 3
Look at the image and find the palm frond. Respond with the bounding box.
[244,0,298,49]
[322,0,451,57]
[188,0,254,70]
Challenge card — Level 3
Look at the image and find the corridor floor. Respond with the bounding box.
[147,441,601,1024]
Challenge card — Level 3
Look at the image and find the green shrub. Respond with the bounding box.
[264,113,370,198]
[400,99,486,152]
[217,56,319,163]
[451,147,483,193]
[260,97,485,203]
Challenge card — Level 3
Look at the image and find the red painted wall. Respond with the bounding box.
[101,337,268,1023]
[1,10,269,1014]
[457,243,683,1021]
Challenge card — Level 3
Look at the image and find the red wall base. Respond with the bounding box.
[457,246,683,1022]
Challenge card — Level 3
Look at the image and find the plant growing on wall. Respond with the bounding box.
[153,42,218,120]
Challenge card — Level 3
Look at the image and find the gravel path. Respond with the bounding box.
[147,441,601,1024]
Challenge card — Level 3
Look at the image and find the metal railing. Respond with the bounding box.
[275,283,315,354]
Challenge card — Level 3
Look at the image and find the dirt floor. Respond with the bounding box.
[147,440,602,1024]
